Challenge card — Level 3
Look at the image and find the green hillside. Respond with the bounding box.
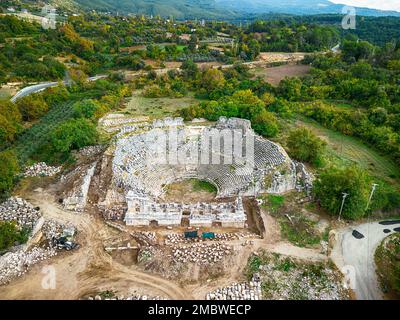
[73,0,235,19]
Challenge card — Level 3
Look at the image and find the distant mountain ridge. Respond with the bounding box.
[216,0,400,17]
[8,0,400,19]
[73,0,235,19]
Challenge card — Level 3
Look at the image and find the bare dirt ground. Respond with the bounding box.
[0,151,335,301]
[0,190,189,300]
[0,82,22,99]
[0,186,329,300]
[258,52,306,63]
[252,64,311,86]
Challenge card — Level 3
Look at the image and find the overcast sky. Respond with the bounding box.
[329,0,400,12]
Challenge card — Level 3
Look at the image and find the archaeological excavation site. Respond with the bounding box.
[0,114,349,301]
[3,6,400,308]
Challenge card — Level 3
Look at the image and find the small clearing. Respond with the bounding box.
[252,64,311,86]
[162,179,217,203]
[123,91,200,118]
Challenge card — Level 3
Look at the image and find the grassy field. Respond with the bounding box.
[277,116,400,184]
[122,91,200,118]
[261,193,324,248]
[192,179,218,193]
[163,179,217,203]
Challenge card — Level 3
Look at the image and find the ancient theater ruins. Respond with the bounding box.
[96,116,313,227]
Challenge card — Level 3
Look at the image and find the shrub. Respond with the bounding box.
[72,99,102,119]
[16,95,49,122]
[313,165,370,220]
[0,150,19,197]
[286,127,326,166]
[49,118,98,157]
[252,110,279,138]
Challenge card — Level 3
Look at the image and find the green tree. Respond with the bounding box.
[181,60,199,80]
[16,95,49,122]
[73,99,101,119]
[313,166,370,220]
[0,150,19,196]
[0,221,29,252]
[188,34,198,52]
[0,221,19,251]
[49,119,98,156]
[287,127,326,166]
[251,110,279,138]
[247,39,261,60]
[201,69,225,91]
[278,77,303,101]
[368,107,388,126]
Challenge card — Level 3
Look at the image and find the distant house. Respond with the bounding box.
[7,7,16,12]
[179,34,191,41]
[21,9,28,14]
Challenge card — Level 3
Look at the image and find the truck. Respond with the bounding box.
[202,232,215,239]
[184,231,198,239]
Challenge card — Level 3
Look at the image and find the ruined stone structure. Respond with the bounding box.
[109,116,312,227]
[113,117,296,198]
[124,191,246,227]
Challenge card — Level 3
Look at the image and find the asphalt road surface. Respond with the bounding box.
[339,220,400,300]
[10,75,107,103]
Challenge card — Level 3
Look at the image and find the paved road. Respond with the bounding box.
[337,220,400,300]
[10,75,108,103]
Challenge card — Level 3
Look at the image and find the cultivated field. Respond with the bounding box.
[251,64,311,86]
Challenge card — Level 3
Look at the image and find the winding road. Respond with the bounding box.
[332,220,400,300]
[10,75,108,103]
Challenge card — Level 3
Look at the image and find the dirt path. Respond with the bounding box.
[0,191,190,300]
[0,189,330,300]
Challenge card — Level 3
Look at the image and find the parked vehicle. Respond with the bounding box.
[52,237,79,251]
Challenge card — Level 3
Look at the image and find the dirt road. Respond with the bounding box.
[0,190,330,300]
[0,191,189,300]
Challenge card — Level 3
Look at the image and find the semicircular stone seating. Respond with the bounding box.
[112,117,293,200]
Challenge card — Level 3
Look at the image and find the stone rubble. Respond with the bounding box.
[41,220,69,244]
[257,254,349,300]
[131,231,157,246]
[169,243,233,265]
[206,279,262,300]
[0,197,41,228]
[78,145,104,157]
[294,161,314,196]
[165,232,259,245]
[62,162,97,212]
[138,246,158,263]
[100,205,126,221]
[0,246,57,285]
[23,162,62,178]
[0,218,77,286]
[88,294,167,300]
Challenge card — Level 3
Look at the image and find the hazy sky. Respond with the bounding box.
[329,0,400,12]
